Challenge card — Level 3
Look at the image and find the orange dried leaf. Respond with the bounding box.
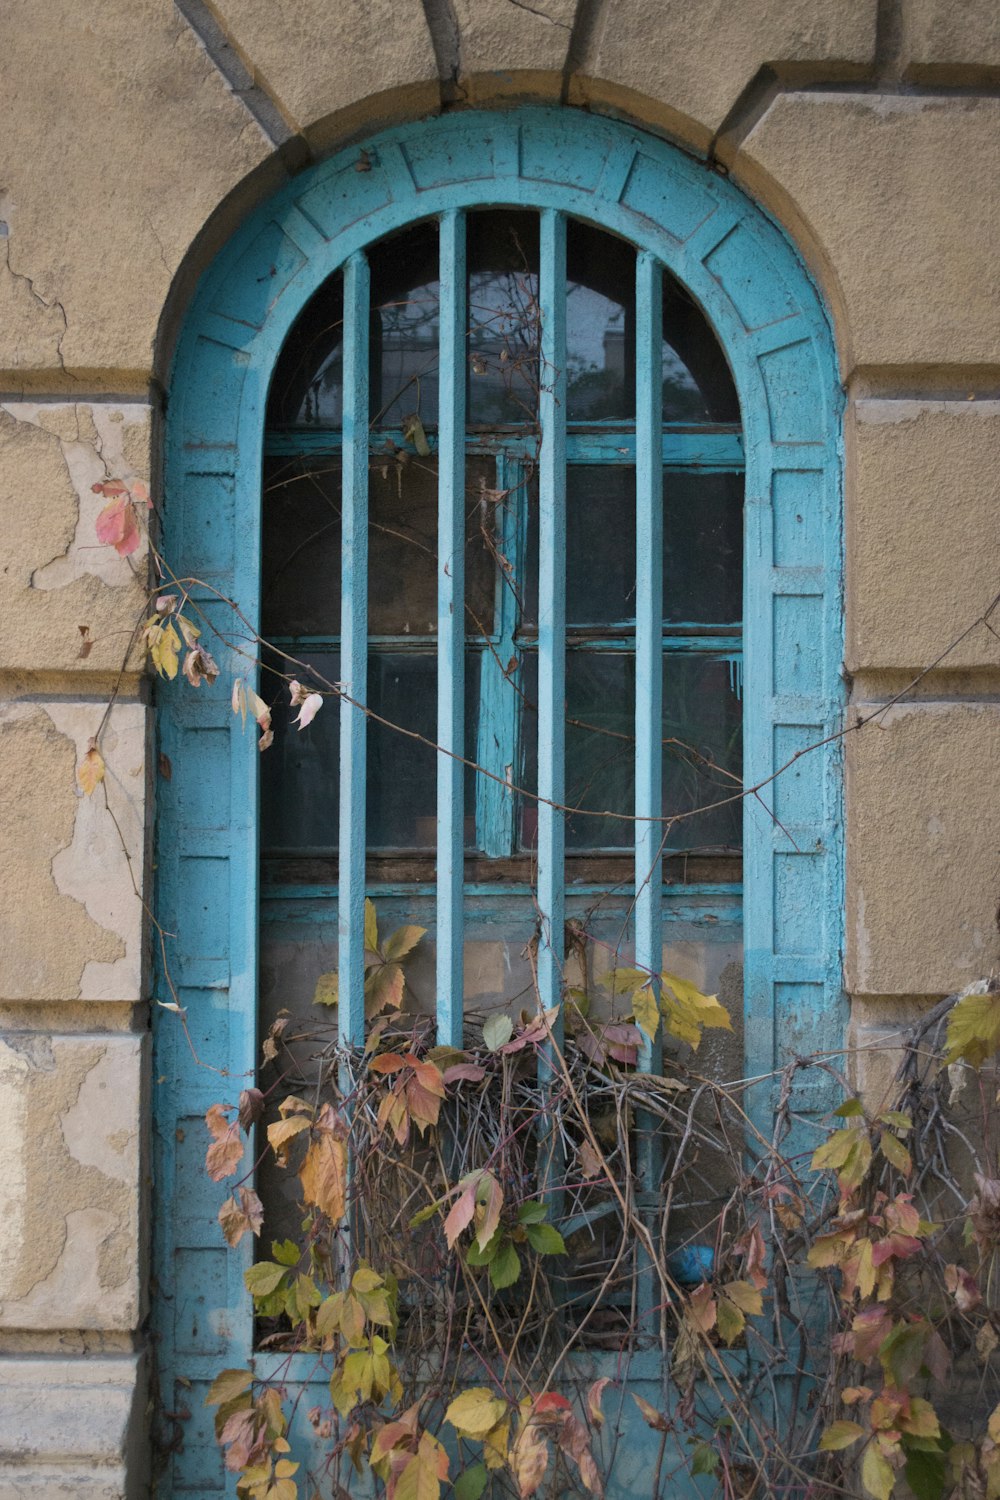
[299,1131,348,1221]
[77,742,105,796]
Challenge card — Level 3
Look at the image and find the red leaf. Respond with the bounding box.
[444,1180,476,1250]
[442,1063,486,1084]
[370,1053,408,1074]
[533,1394,572,1416]
[95,493,140,557]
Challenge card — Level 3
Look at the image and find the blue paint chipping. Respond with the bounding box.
[155,107,844,1497]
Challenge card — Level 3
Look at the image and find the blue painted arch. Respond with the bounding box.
[154,106,844,1495]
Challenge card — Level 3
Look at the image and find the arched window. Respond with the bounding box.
[154,108,843,1496]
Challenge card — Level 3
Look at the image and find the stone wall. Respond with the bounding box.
[1,0,998,1492]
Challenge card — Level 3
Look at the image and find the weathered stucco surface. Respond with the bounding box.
[0,403,150,673]
[0,0,270,382]
[570,0,876,151]
[0,1034,145,1330]
[206,0,439,150]
[900,0,1000,77]
[453,0,576,102]
[0,702,147,1003]
[733,94,1000,370]
[847,400,1000,672]
[846,703,1000,998]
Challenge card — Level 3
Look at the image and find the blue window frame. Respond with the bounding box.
[153,108,844,1496]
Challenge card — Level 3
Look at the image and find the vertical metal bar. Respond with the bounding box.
[635,251,664,1333]
[339,251,370,1049]
[635,251,664,1082]
[437,210,466,1048]
[536,209,567,1038]
[476,451,523,858]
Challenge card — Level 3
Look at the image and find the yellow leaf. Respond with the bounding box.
[716,1295,745,1346]
[445,1388,507,1438]
[313,970,339,1007]
[364,897,379,955]
[77,743,105,796]
[267,1114,311,1165]
[819,1421,865,1452]
[631,983,660,1042]
[384,925,427,963]
[861,1442,896,1500]
[945,987,1000,1067]
[149,620,181,679]
[722,1279,763,1317]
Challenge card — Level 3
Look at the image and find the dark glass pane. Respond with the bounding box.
[267,274,344,428]
[663,274,739,422]
[665,472,742,624]
[262,455,497,638]
[566,221,634,422]
[522,468,742,629]
[367,651,481,850]
[260,649,481,853]
[467,211,540,426]
[260,648,341,853]
[370,219,440,429]
[519,652,742,852]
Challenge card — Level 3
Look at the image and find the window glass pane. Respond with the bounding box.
[662,274,739,422]
[665,472,742,624]
[262,455,497,638]
[519,651,742,852]
[267,272,344,429]
[260,649,481,853]
[566,221,634,422]
[522,468,742,629]
[370,219,440,429]
[467,211,540,426]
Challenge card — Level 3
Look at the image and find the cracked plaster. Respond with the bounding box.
[0,701,147,1004]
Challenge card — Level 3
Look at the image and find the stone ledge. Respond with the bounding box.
[0,1352,145,1499]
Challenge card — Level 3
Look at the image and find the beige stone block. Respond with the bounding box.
[0,403,151,673]
[847,400,1000,672]
[570,0,875,151]
[0,0,270,380]
[846,995,941,1108]
[901,0,1000,78]
[454,0,575,102]
[733,94,1000,370]
[846,703,1000,997]
[0,702,147,1004]
[210,0,439,150]
[0,1036,146,1331]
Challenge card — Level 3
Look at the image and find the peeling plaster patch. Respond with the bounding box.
[0,704,124,1002]
[857,398,1000,425]
[0,1044,31,1292]
[0,1036,142,1330]
[41,701,146,1002]
[0,401,151,591]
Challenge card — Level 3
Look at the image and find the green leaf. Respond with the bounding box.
[904,1448,947,1500]
[880,1322,927,1386]
[690,1443,719,1477]
[945,988,1000,1067]
[313,970,339,1007]
[482,1014,514,1051]
[835,1098,865,1118]
[204,1368,253,1406]
[271,1239,301,1266]
[879,1111,913,1133]
[453,1463,488,1500]
[409,1202,439,1228]
[524,1223,566,1256]
[810,1128,860,1172]
[820,1421,866,1452]
[466,1231,501,1267]
[488,1240,522,1289]
[244,1261,288,1296]
[517,1201,549,1225]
